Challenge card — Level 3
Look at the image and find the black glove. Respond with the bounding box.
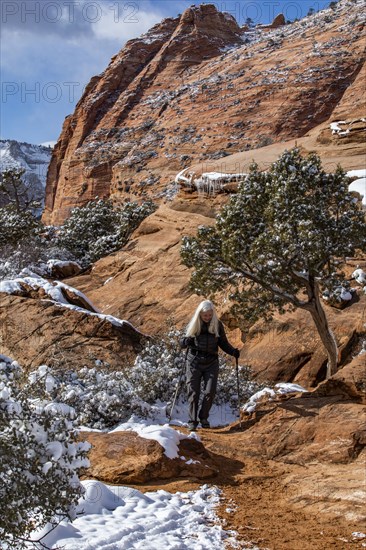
[232,348,240,359]
[185,337,195,347]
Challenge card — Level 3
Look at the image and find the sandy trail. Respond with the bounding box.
[130,424,366,550]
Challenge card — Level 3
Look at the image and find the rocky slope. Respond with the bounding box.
[43,0,365,224]
[62,202,365,386]
[80,355,366,549]
[2,203,365,385]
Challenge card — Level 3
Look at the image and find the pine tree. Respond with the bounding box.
[181,148,366,379]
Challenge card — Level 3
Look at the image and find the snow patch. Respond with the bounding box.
[110,421,196,459]
[347,169,366,205]
[38,482,236,550]
[243,383,307,413]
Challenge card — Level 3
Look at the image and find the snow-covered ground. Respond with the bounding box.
[31,418,242,549]
[37,482,239,550]
[29,381,308,549]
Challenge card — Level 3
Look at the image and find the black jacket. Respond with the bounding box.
[181,321,236,358]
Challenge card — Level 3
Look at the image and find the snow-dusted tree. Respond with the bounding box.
[0,168,42,212]
[0,357,90,548]
[56,198,156,264]
[181,149,366,379]
[0,205,41,247]
[130,327,186,404]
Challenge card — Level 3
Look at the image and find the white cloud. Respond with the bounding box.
[92,6,164,42]
[0,0,174,143]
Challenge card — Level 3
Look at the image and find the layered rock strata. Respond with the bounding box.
[43,1,365,224]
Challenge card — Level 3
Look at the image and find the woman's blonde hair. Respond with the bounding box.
[185,300,220,337]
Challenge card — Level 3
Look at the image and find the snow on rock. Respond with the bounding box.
[352,268,366,285]
[347,169,366,205]
[176,169,246,195]
[242,388,276,413]
[0,279,22,294]
[0,274,144,334]
[330,121,349,136]
[242,382,307,413]
[110,421,198,459]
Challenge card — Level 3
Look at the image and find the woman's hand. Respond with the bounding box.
[233,348,240,359]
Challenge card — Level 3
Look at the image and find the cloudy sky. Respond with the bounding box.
[1,0,329,145]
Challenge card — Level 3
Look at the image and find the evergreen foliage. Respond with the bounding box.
[0,334,264,543]
[0,205,42,247]
[22,330,264,430]
[56,199,156,264]
[0,198,156,280]
[181,149,366,376]
[0,357,90,548]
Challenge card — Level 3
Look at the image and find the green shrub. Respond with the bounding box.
[56,199,156,265]
[0,357,90,547]
[0,205,41,247]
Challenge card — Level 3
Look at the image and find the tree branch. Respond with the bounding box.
[217,257,309,308]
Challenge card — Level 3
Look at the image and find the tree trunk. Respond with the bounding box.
[303,277,338,379]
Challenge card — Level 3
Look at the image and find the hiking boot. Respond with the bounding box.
[187,421,198,431]
[200,419,210,429]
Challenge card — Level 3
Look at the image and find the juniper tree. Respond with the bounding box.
[181,148,366,379]
[0,205,41,247]
[0,358,90,548]
[56,198,156,264]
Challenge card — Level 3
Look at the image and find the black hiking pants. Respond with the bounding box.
[186,356,219,424]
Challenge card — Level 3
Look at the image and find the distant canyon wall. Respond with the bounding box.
[43,1,365,225]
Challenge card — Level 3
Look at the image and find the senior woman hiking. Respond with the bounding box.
[181,300,240,431]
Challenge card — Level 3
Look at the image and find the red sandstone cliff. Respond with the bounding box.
[43,1,365,224]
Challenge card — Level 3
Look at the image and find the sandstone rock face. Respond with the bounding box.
[0,290,142,371]
[310,353,366,402]
[271,13,286,27]
[47,260,82,279]
[65,203,215,333]
[240,354,366,464]
[238,290,366,388]
[43,1,365,224]
[79,431,218,484]
[259,13,286,30]
[241,393,366,523]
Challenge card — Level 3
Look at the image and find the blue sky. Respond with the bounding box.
[1,0,330,145]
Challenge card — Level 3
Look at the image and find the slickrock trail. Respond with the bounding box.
[130,425,366,550]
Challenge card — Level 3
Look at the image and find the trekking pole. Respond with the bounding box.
[166,347,188,422]
[235,356,242,428]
